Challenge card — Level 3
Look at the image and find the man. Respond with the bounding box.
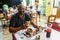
[3,4,9,15]
[9,4,38,40]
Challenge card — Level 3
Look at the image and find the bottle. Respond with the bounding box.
[46,28,51,38]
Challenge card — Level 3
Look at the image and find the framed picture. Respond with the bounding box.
[53,0,60,8]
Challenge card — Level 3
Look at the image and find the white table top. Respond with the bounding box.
[14,29,60,40]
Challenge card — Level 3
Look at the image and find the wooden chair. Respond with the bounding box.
[47,15,56,26]
[31,13,37,24]
[0,13,10,27]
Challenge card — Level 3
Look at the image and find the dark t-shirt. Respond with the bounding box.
[9,13,31,28]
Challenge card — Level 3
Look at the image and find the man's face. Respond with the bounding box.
[18,6,25,15]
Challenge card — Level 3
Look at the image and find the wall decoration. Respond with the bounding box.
[53,0,60,8]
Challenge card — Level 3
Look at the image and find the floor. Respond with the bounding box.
[0,21,4,40]
[3,27,12,40]
[1,15,48,40]
[0,26,4,40]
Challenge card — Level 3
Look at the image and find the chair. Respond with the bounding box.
[31,13,37,24]
[47,15,56,26]
[0,13,10,27]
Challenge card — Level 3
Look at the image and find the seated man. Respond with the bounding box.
[9,4,38,40]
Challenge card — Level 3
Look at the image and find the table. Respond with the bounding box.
[51,29,60,40]
[14,27,60,40]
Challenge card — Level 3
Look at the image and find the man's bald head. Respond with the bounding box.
[18,4,25,9]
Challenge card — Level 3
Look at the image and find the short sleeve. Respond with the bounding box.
[9,16,16,27]
[25,13,31,21]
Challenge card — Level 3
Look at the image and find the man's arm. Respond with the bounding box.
[9,16,20,33]
[9,24,28,33]
[30,20,39,28]
[9,27,21,33]
[25,13,39,28]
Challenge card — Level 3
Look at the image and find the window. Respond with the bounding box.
[53,0,60,8]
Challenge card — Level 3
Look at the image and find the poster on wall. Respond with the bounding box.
[54,0,60,8]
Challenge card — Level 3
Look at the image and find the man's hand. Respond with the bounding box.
[21,21,30,29]
[21,24,28,30]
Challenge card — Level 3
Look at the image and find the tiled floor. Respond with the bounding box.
[0,27,4,40]
[3,27,12,40]
[0,21,4,40]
